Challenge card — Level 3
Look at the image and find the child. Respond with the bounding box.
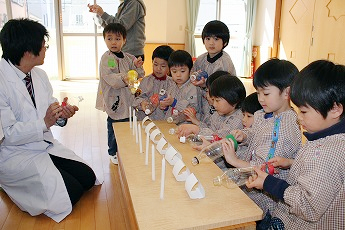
[178,74,245,138]
[191,20,237,123]
[95,23,145,165]
[160,50,198,122]
[241,92,262,129]
[246,60,345,229]
[222,59,302,226]
[217,92,262,170]
[132,45,174,120]
[184,70,229,126]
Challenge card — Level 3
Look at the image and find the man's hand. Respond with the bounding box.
[44,102,62,129]
[60,97,79,119]
[87,3,104,16]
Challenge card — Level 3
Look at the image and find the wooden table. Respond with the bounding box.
[114,121,262,230]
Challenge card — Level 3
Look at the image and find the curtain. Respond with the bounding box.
[185,0,200,57]
[241,0,257,77]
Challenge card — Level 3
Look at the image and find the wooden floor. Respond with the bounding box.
[0,80,130,230]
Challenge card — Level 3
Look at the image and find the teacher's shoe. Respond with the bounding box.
[110,155,118,165]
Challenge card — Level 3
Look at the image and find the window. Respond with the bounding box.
[195,0,246,75]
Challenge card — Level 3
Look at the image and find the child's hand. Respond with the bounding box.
[176,124,199,138]
[183,108,199,125]
[192,135,211,151]
[268,156,294,169]
[221,139,238,165]
[134,56,143,68]
[246,167,268,190]
[231,129,247,142]
[191,78,207,88]
[140,100,149,111]
[159,95,173,109]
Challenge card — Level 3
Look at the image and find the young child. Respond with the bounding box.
[132,45,174,120]
[191,20,237,123]
[241,92,262,129]
[217,92,262,170]
[184,70,229,126]
[246,60,345,229]
[178,74,245,138]
[160,50,198,122]
[221,59,302,226]
[95,23,145,165]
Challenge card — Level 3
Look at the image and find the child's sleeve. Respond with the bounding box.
[132,76,151,109]
[282,144,345,221]
[99,55,127,90]
[173,84,198,111]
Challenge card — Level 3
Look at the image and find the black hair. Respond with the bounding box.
[209,74,246,109]
[168,50,193,70]
[103,23,127,39]
[291,60,345,119]
[202,20,230,48]
[206,70,229,88]
[253,58,298,92]
[0,18,49,65]
[152,45,174,62]
[242,92,262,114]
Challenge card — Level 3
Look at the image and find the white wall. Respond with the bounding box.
[252,0,276,63]
[145,0,186,43]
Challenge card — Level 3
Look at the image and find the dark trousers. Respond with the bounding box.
[49,154,96,206]
[107,116,130,156]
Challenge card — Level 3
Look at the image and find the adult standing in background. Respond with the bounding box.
[88,0,146,61]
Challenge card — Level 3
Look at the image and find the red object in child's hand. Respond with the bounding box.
[261,162,274,175]
[150,94,159,105]
[61,101,67,107]
[212,134,222,142]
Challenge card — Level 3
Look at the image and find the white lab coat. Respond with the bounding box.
[0,59,102,222]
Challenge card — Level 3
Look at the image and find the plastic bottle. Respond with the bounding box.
[213,167,257,188]
[179,134,222,146]
[158,89,168,101]
[144,94,159,115]
[167,108,196,125]
[127,70,138,94]
[191,134,238,165]
[190,70,208,82]
[213,163,275,189]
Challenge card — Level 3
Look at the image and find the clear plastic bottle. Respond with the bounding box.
[144,94,159,115]
[166,109,187,124]
[213,167,257,188]
[180,134,222,146]
[158,89,168,101]
[190,70,208,82]
[127,70,138,94]
[191,134,238,165]
[167,108,196,125]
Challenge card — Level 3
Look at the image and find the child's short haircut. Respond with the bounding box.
[168,50,193,70]
[152,45,174,62]
[291,60,345,119]
[206,70,229,88]
[103,23,127,39]
[253,58,298,92]
[202,20,230,48]
[209,74,246,109]
[241,92,262,114]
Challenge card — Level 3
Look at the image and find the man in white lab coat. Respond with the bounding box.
[0,18,101,222]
